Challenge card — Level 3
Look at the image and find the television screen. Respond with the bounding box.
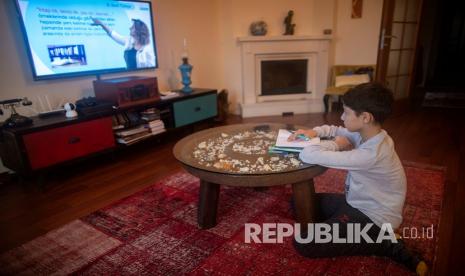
[15,0,158,80]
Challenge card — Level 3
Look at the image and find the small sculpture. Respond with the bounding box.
[250,21,267,36]
[283,10,296,35]
[179,57,193,93]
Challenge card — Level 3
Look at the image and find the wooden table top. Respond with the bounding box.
[173,123,326,186]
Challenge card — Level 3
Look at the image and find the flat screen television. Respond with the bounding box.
[15,0,158,80]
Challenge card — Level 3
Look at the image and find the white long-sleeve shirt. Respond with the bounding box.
[299,125,406,229]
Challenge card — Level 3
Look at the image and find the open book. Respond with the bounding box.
[275,129,320,148]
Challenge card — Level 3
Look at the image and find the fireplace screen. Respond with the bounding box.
[261,59,308,95]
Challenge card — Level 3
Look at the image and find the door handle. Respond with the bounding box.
[380,29,398,50]
[68,136,81,144]
[194,107,201,112]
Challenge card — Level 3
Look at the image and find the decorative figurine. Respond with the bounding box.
[179,56,193,93]
[283,10,296,35]
[250,21,268,36]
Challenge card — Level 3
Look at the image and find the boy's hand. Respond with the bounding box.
[334,136,354,151]
[287,129,317,141]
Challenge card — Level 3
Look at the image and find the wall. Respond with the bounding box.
[217,0,383,114]
[333,0,383,65]
[217,0,336,114]
[152,0,223,92]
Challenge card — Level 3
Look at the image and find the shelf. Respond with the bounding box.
[237,35,332,43]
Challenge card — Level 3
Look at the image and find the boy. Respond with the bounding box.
[288,83,427,275]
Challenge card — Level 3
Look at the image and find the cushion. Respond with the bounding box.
[354,67,375,80]
[325,86,351,95]
[335,74,370,87]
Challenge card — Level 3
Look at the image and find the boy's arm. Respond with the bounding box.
[299,143,375,170]
[288,125,342,141]
[313,125,361,145]
[312,125,339,137]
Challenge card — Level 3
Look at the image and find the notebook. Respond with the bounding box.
[275,129,320,148]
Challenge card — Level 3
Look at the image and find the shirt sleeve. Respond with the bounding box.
[109,30,128,47]
[299,144,376,171]
[313,125,361,145]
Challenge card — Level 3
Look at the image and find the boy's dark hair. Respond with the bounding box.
[342,82,394,124]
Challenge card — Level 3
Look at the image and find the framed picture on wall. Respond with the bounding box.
[352,0,363,18]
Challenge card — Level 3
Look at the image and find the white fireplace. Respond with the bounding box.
[238,35,331,117]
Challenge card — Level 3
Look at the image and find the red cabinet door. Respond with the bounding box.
[23,117,115,170]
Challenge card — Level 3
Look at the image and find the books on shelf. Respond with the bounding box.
[141,114,160,121]
[140,107,159,115]
[144,119,166,134]
[140,108,161,121]
[112,111,142,129]
[144,119,164,127]
[150,128,166,136]
[112,108,167,145]
[116,131,153,145]
[114,120,167,145]
[115,125,148,137]
[116,128,166,145]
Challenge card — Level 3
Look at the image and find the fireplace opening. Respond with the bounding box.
[261,59,308,96]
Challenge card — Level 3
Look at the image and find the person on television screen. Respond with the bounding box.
[92,18,155,69]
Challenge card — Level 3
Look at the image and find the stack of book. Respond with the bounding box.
[140,108,166,135]
[140,108,160,121]
[144,119,166,135]
[112,111,141,130]
[112,108,167,145]
[115,126,151,145]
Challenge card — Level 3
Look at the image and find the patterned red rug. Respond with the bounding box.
[0,163,445,275]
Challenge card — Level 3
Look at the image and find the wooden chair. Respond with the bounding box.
[324,65,376,112]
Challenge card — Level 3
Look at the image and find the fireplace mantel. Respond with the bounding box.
[238,35,332,118]
[237,35,332,43]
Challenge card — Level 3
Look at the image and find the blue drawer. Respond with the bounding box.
[173,94,217,127]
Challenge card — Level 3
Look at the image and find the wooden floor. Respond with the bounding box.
[0,109,464,275]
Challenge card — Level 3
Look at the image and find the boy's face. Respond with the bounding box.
[340,105,366,132]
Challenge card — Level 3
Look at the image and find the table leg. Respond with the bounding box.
[198,180,220,229]
[292,179,318,231]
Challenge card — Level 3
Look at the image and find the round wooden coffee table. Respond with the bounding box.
[173,123,326,229]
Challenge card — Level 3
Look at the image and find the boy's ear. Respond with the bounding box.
[361,111,375,124]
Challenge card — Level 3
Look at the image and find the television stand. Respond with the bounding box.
[0,89,218,177]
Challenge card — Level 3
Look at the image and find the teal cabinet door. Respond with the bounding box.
[173,94,217,127]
